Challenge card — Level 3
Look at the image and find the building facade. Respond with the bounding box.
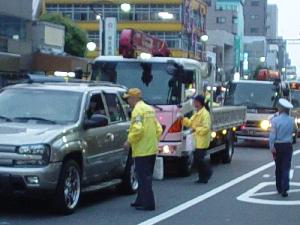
[206,0,244,74]
[266,4,278,39]
[43,0,208,61]
[244,0,267,36]
[0,0,34,81]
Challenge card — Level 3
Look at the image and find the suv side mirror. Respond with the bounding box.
[84,115,109,129]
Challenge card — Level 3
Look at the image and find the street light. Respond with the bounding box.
[86,42,97,52]
[158,12,174,20]
[259,56,266,63]
[200,34,209,42]
[120,3,131,13]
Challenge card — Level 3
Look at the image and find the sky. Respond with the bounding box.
[268,0,300,73]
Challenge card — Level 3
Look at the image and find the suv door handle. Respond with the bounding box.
[105,133,115,142]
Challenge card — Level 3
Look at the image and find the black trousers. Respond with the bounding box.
[274,143,293,193]
[194,149,212,181]
[134,155,156,208]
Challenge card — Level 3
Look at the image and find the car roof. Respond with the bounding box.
[4,81,127,93]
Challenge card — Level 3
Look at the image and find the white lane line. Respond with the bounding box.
[138,149,300,225]
[262,174,271,178]
[290,169,295,180]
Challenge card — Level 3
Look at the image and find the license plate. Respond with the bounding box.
[248,130,256,135]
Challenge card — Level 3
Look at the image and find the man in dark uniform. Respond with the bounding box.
[269,98,294,197]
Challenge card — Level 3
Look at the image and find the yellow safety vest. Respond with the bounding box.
[128,101,162,157]
[183,107,211,149]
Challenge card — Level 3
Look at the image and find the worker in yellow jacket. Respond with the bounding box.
[181,95,213,184]
[123,88,162,211]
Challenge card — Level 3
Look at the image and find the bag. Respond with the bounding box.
[153,156,164,180]
[186,133,195,152]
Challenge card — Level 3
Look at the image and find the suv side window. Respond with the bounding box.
[87,93,106,119]
[103,93,126,122]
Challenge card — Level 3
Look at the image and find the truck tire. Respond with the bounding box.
[53,160,81,215]
[178,154,193,177]
[119,155,138,194]
[293,134,297,144]
[222,132,234,164]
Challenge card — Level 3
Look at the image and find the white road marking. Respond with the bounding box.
[262,174,271,178]
[138,150,300,225]
[290,169,294,179]
[237,182,300,205]
[295,165,300,169]
[251,188,300,197]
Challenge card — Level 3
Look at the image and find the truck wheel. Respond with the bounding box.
[293,134,297,144]
[53,160,81,215]
[119,155,138,194]
[179,154,194,177]
[222,132,234,164]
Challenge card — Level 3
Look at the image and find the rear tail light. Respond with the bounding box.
[168,118,182,133]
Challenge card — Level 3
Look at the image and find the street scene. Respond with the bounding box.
[1,0,300,224]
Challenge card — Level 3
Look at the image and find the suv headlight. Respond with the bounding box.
[16,144,51,166]
[260,120,271,130]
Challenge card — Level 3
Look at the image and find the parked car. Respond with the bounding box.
[0,81,137,214]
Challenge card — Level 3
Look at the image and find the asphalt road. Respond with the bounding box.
[1,141,300,225]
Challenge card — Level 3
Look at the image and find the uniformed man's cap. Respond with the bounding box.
[123,88,141,99]
[278,98,293,109]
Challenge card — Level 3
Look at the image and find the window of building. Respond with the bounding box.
[135,4,150,21]
[251,1,260,6]
[232,16,238,24]
[46,4,59,12]
[103,4,118,18]
[150,4,165,20]
[250,15,259,19]
[0,15,27,40]
[216,17,226,24]
[250,27,259,33]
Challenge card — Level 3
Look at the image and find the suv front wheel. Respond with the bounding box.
[119,155,138,194]
[53,160,81,214]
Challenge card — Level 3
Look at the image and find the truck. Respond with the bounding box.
[289,81,300,135]
[224,75,297,144]
[91,29,246,176]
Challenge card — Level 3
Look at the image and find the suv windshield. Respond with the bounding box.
[0,89,82,124]
[92,61,182,105]
[224,82,278,109]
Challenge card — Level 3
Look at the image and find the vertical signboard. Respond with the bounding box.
[104,17,117,56]
[234,36,241,71]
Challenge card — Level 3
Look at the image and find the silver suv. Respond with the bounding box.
[0,81,137,214]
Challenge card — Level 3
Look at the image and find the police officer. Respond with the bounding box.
[269,98,294,197]
[180,95,213,183]
[123,88,162,211]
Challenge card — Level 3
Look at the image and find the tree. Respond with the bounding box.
[40,13,88,57]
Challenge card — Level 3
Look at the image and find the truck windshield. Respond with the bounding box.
[0,89,82,124]
[92,61,182,105]
[291,90,300,108]
[224,82,278,109]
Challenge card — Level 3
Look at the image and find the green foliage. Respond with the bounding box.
[40,13,88,57]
